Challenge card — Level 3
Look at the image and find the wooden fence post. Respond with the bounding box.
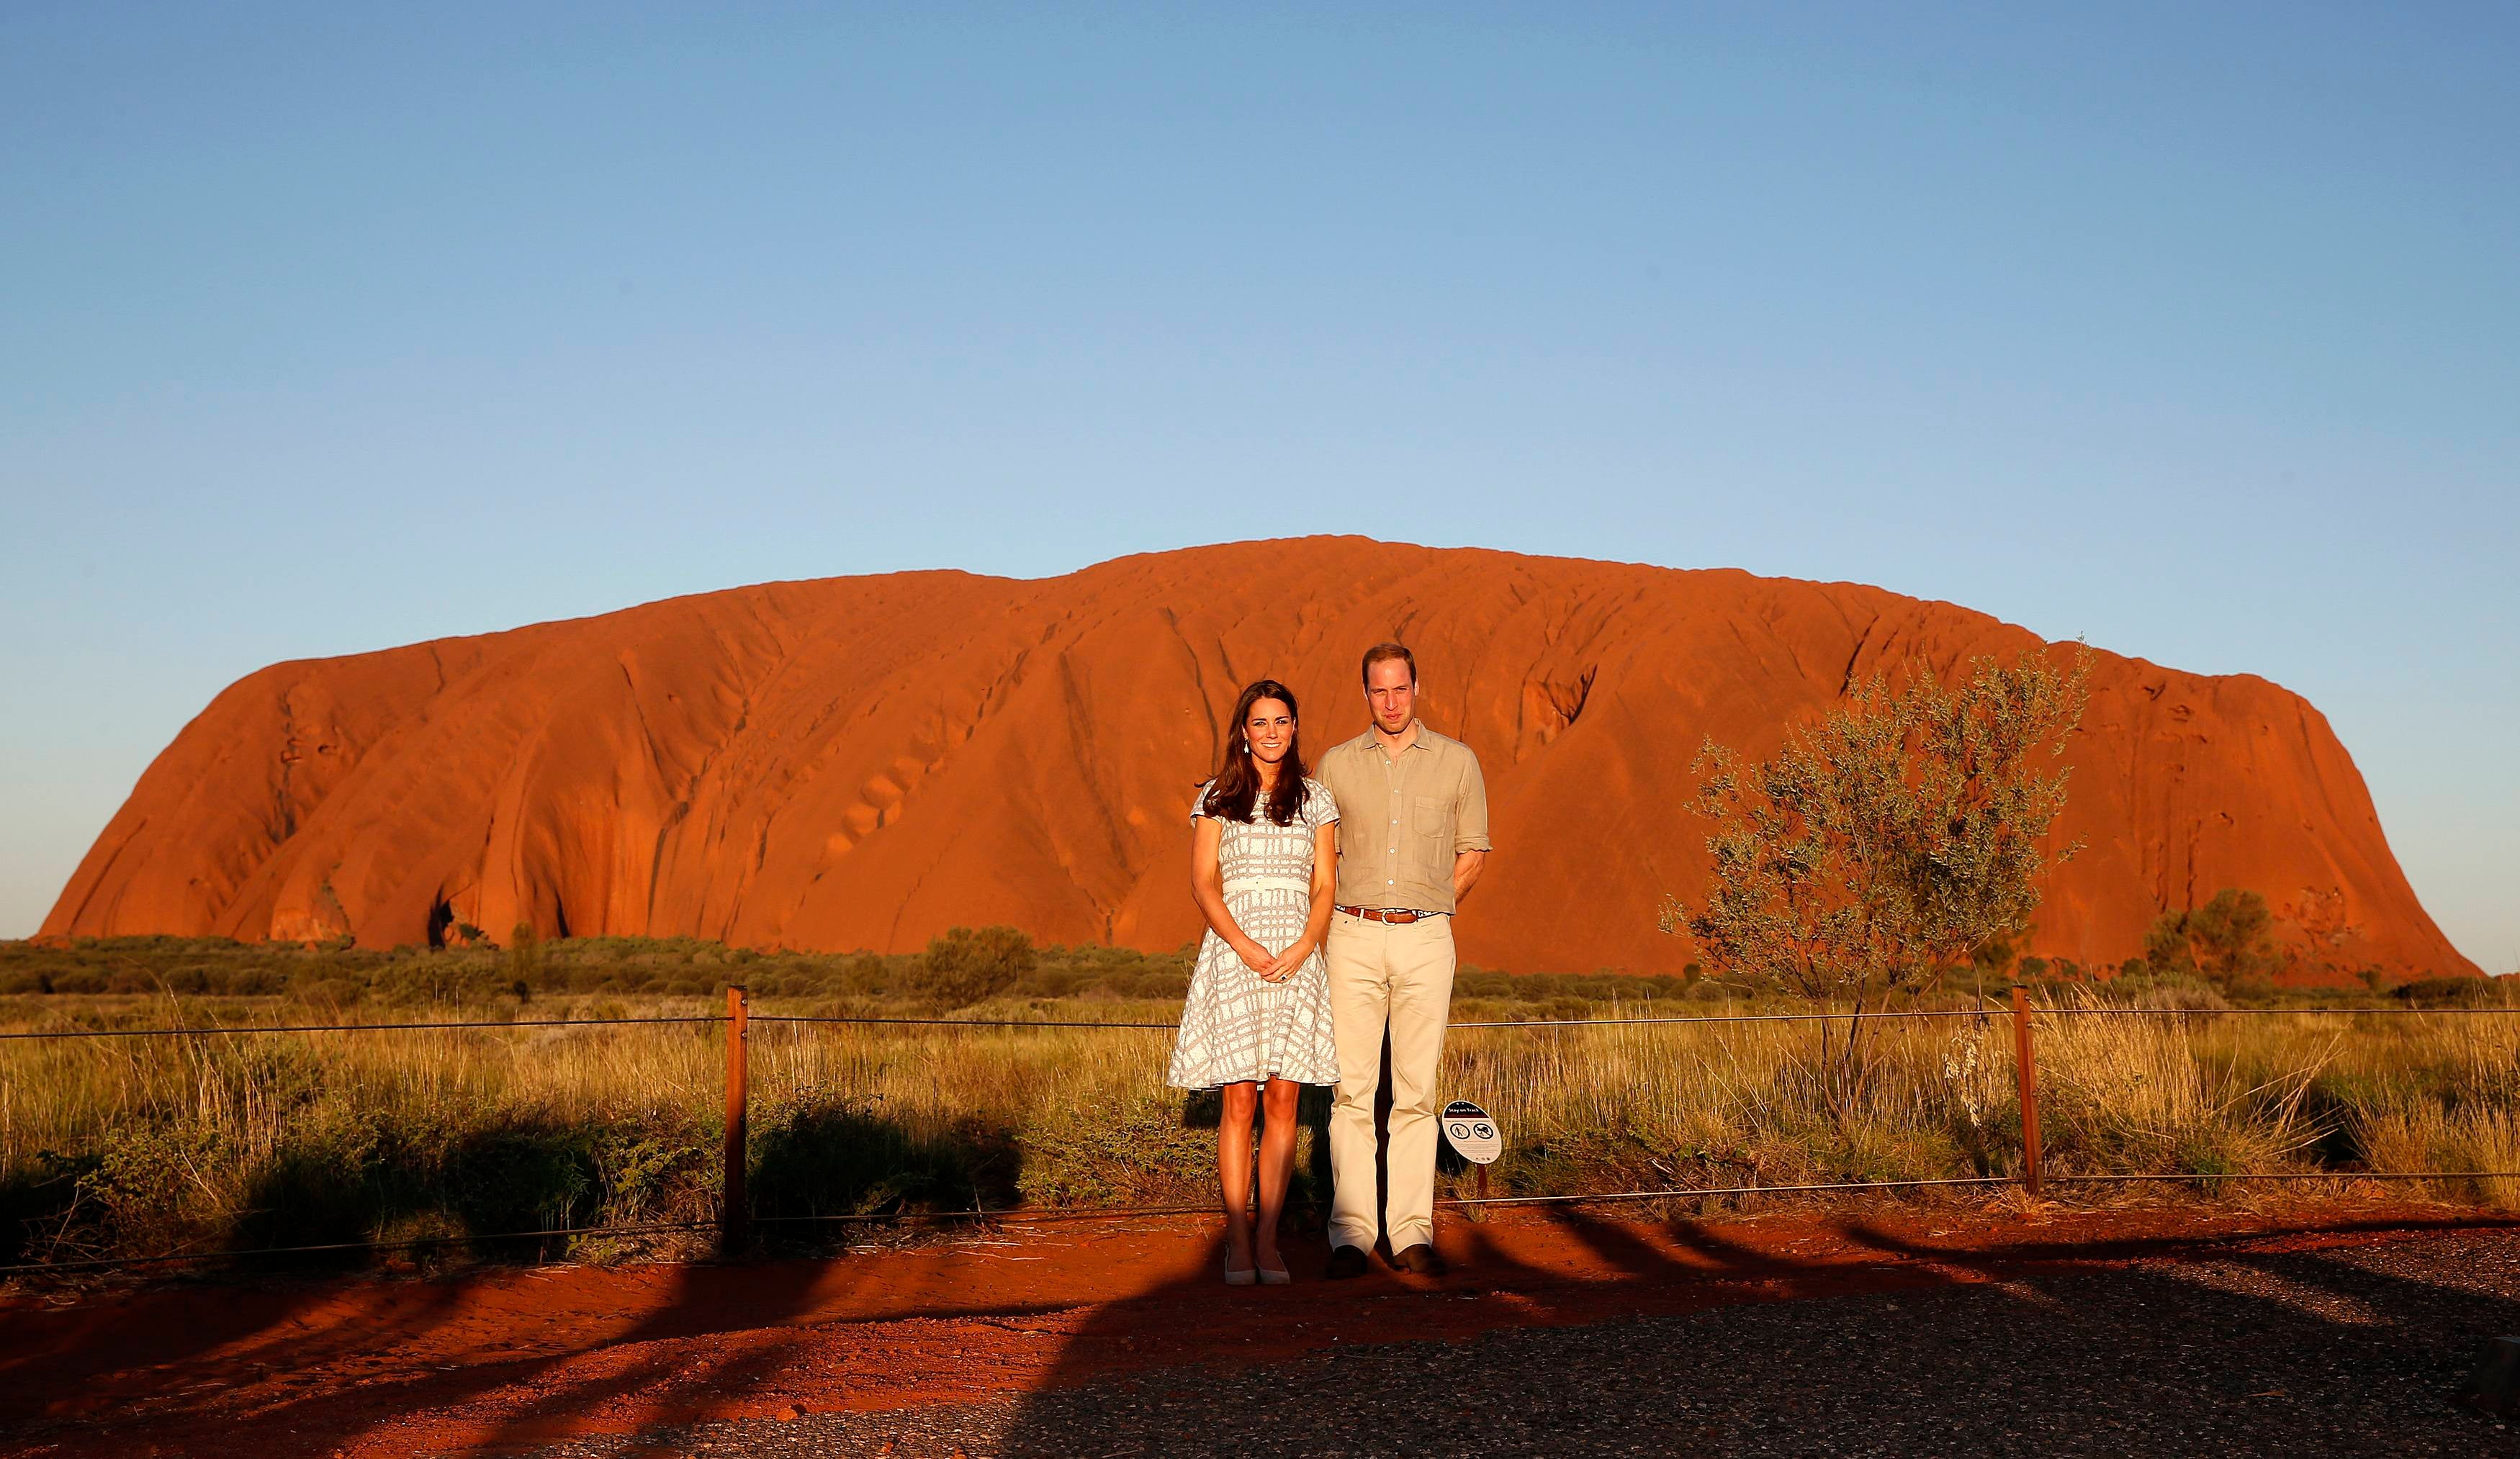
[2011,983,2042,1196]
[722,985,750,1253]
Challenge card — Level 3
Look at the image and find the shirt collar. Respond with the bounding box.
[1364,720,1434,754]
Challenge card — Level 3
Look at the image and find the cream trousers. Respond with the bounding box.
[1323,910,1456,1252]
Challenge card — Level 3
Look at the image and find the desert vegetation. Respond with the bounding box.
[4,933,2514,1280]
[1666,649,2089,1106]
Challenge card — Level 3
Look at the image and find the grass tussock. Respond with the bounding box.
[4,938,2517,1278]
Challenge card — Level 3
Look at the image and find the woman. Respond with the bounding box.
[1167,678,1341,1286]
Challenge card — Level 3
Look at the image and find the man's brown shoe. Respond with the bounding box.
[1392,1243,1448,1276]
[1325,1245,1370,1279]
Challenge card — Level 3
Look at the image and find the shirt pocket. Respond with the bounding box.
[1410,795,1449,856]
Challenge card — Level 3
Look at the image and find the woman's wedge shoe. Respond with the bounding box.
[1224,1259,1257,1286]
[1257,1261,1291,1286]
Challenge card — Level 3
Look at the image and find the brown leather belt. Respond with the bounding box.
[1335,905,1443,924]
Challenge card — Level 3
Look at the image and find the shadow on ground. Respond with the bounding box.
[14,1078,2520,1458]
[963,1207,2520,1458]
[0,1100,1028,1457]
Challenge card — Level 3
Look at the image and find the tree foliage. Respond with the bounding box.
[1662,649,2091,1101]
[2141,889,2280,994]
[912,926,1038,1009]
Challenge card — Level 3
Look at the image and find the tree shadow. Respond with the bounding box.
[325,1099,1035,1454]
[750,1100,1025,1234]
[0,1157,85,1268]
[0,1102,1033,1456]
[228,1116,654,1266]
[1,1112,688,1439]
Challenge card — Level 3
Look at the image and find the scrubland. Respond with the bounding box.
[3,936,2515,1278]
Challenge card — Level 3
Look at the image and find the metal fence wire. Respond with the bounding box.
[5,986,2519,1276]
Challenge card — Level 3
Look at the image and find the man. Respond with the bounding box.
[1314,641,1490,1278]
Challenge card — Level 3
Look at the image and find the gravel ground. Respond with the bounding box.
[524,1229,2520,1458]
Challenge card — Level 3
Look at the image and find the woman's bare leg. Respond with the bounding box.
[1218,1081,1259,1269]
[1254,1077,1301,1270]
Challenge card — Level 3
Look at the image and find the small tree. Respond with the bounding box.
[1967,923,2031,1000]
[2145,889,2280,994]
[913,926,1037,1009]
[1662,649,2090,1106]
[507,922,544,990]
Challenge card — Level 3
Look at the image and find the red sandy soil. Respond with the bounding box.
[4,1202,2511,1457]
[41,538,2473,981]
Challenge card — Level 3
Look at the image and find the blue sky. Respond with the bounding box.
[3,4,2513,965]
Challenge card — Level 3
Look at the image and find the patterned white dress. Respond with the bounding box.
[1166,777,1342,1088]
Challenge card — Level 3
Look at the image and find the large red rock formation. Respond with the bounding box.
[43,539,2475,983]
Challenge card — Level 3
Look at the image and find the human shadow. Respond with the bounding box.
[973,1065,1596,1458]
[972,1206,2520,1457]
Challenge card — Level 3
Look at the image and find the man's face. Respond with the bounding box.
[1364,659,1417,736]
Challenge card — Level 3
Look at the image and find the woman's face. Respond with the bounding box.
[1243,697,1295,766]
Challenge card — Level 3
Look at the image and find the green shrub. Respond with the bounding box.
[508,923,544,985]
[912,926,1038,1009]
[2395,975,2490,1006]
[2145,890,2282,992]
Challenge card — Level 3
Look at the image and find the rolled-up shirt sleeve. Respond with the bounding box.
[1454,755,1492,854]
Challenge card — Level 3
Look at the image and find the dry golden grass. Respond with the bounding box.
[1,998,731,1270]
[5,988,2518,1275]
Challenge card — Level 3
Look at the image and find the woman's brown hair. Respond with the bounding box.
[1201,679,1308,826]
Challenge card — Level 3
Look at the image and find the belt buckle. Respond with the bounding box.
[1341,905,1416,923]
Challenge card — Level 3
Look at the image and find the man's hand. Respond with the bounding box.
[1452,848,1488,903]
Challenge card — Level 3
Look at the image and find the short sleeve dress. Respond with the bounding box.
[1166,777,1343,1089]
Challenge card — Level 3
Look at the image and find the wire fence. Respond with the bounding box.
[18,1000,2519,1044]
[7,988,2519,1276]
[0,1013,726,1041]
[14,1001,2520,1042]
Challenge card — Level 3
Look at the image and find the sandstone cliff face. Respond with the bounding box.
[43,539,2475,983]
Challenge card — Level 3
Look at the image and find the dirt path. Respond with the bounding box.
[4,1201,2514,1457]
[525,1222,2520,1458]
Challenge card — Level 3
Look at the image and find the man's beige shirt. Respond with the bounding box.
[1317,722,1491,913]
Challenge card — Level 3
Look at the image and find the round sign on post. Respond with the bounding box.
[1441,1099,1502,1165]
